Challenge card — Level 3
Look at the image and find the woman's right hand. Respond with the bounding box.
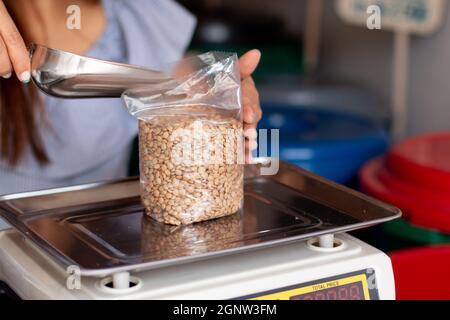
[0,1,31,82]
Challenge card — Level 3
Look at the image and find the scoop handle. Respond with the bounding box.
[30,43,173,98]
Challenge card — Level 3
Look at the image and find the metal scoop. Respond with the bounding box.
[29,43,174,98]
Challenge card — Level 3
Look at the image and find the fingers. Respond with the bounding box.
[244,143,257,164]
[0,37,12,78]
[241,77,261,159]
[0,2,30,83]
[242,100,262,124]
[240,51,262,126]
[239,49,261,163]
[244,126,258,151]
[241,75,262,164]
[244,127,257,140]
[242,77,262,125]
[244,124,258,164]
[239,49,261,79]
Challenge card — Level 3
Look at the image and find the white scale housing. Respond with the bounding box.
[0,229,395,300]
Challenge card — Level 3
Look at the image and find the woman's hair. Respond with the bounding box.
[0,1,49,166]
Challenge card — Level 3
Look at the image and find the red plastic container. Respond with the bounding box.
[360,157,450,233]
[386,133,450,193]
[361,134,450,299]
[390,246,450,300]
[359,133,450,234]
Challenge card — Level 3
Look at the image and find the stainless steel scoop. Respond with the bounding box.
[29,43,174,98]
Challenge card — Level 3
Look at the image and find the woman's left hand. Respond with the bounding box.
[239,49,262,163]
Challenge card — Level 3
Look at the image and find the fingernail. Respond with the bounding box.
[20,71,31,83]
[245,128,258,140]
[249,140,258,151]
[2,72,12,79]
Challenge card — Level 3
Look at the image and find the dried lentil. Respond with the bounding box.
[139,111,244,225]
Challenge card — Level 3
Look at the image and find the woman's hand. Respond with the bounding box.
[239,49,262,163]
[0,1,31,82]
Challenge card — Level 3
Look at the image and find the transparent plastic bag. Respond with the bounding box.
[122,52,244,225]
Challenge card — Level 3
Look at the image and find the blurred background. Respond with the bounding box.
[175,0,450,299]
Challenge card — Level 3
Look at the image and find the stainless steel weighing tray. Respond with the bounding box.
[0,161,401,277]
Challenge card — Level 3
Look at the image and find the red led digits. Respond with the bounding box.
[338,287,348,300]
[349,284,361,300]
[327,291,337,300]
[315,292,326,300]
[290,282,365,300]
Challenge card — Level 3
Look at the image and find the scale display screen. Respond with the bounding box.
[237,269,378,300]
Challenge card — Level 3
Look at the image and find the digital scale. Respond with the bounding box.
[0,161,400,300]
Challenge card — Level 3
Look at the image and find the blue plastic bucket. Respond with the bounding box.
[257,104,389,184]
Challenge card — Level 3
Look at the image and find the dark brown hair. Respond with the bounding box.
[0,1,49,166]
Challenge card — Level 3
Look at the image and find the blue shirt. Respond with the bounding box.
[0,0,196,195]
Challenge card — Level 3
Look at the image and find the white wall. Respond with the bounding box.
[319,1,450,135]
[407,5,450,134]
[223,0,450,135]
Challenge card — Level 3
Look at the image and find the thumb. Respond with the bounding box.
[239,49,261,79]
